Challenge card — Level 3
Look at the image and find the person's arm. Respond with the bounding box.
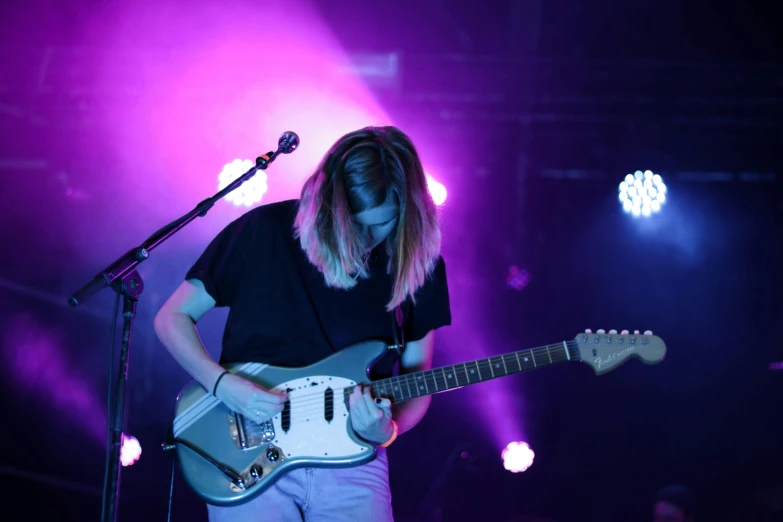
[348,330,437,444]
[153,279,224,389]
[153,279,286,421]
[392,330,435,435]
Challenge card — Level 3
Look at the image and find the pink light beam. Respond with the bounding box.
[1,313,105,445]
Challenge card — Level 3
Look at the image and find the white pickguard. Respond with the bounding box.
[269,375,368,459]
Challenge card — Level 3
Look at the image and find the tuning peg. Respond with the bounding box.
[597,329,606,334]
[608,329,618,334]
[585,329,592,333]
[644,330,653,335]
[621,330,629,335]
[634,330,640,335]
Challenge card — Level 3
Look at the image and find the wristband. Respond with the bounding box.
[212,370,230,397]
[379,420,398,447]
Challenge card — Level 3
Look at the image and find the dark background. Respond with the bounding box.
[0,1,781,520]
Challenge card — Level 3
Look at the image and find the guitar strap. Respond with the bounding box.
[389,301,407,357]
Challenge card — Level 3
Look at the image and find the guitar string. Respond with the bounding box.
[237,341,610,433]
[227,338,655,426]
[243,342,581,416]
[214,336,649,420]
[236,340,640,423]
[266,341,581,406]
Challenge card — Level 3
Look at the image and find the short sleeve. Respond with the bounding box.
[406,256,451,342]
[185,215,254,307]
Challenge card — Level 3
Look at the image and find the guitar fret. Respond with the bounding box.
[464,362,476,383]
[500,355,516,375]
[426,371,436,393]
[431,370,440,391]
[447,367,458,389]
[389,378,399,399]
[551,344,570,364]
[447,365,459,387]
[546,345,553,364]
[386,380,398,402]
[439,368,448,390]
[410,374,419,398]
[489,356,506,377]
[397,375,407,399]
[433,368,447,391]
[473,361,482,382]
[415,373,428,395]
[388,379,401,402]
[424,370,437,393]
[520,350,534,370]
[411,373,422,397]
[506,353,521,373]
[500,354,511,373]
[456,364,468,385]
[403,374,414,398]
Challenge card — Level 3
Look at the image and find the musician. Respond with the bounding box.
[154,125,451,521]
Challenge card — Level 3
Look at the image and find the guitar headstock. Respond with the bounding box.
[574,329,666,375]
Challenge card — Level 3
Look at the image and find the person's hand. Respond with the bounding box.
[349,385,394,444]
[215,373,287,423]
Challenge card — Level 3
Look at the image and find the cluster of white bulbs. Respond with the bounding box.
[218,159,269,208]
[619,170,667,217]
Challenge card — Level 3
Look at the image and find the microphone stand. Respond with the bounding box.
[67,132,299,522]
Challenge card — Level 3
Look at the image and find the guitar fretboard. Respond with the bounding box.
[369,341,581,403]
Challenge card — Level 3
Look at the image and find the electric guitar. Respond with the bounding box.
[170,329,666,506]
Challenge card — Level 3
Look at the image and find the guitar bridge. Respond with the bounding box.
[228,412,275,450]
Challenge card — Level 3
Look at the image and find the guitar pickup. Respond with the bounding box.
[281,398,291,433]
[324,387,334,422]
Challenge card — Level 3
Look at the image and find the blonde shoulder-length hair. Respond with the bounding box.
[294,126,441,311]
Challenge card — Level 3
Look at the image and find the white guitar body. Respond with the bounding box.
[172,340,387,506]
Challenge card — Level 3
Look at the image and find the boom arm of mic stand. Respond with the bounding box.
[68,149,281,307]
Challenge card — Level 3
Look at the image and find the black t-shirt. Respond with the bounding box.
[185,200,451,374]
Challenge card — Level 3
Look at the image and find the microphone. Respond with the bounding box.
[278,131,299,154]
[256,131,299,170]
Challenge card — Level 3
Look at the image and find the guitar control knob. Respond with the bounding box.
[266,448,280,462]
[250,465,263,479]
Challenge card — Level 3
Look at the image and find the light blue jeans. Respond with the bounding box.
[207,448,393,521]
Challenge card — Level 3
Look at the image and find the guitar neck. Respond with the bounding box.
[370,341,582,404]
